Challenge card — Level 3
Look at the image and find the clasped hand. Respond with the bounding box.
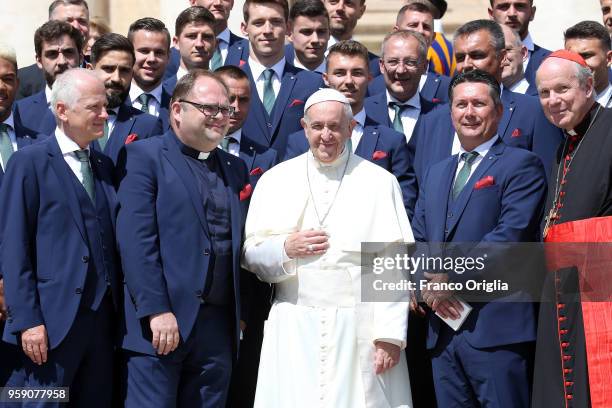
[421,272,464,320]
[284,229,329,259]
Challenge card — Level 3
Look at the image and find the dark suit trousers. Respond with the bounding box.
[0,321,23,387]
[16,296,114,408]
[430,327,534,408]
[123,305,233,408]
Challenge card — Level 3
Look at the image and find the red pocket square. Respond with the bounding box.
[289,99,304,107]
[249,167,264,176]
[474,176,495,189]
[372,150,388,160]
[125,133,138,144]
[239,59,246,67]
[240,183,253,201]
[432,97,442,103]
[511,128,522,138]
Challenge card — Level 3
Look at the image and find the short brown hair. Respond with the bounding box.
[215,65,250,82]
[327,40,370,71]
[175,6,216,37]
[243,0,289,23]
[34,20,84,58]
[171,69,229,104]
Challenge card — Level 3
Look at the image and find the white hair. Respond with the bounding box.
[304,101,353,124]
[0,43,17,70]
[49,68,100,115]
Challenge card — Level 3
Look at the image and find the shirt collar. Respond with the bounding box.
[596,83,612,107]
[226,128,242,144]
[292,51,326,73]
[458,134,499,159]
[509,77,530,94]
[45,85,52,103]
[522,33,535,52]
[2,112,15,130]
[130,81,163,105]
[177,65,189,81]
[353,108,366,128]
[249,56,286,81]
[387,89,421,109]
[55,127,87,155]
[178,138,215,160]
[217,27,230,44]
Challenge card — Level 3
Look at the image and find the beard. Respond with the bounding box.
[105,82,130,108]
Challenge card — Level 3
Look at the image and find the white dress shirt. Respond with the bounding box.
[106,106,119,137]
[130,81,163,117]
[386,90,421,143]
[509,77,530,94]
[522,33,535,72]
[225,128,242,157]
[217,28,231,65]
[596,83,612,108]
[454,135,499,182]
[0,113,19,170]
[350,109,366,152]
[177,65,189,82]
[292,51,326,74]
[45,85,52,103]
[418,65,429,93]
[55,128,90,183]
[249,57,285,102]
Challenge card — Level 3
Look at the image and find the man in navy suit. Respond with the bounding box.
[322,0,380,76]
[412,69,547,407]
[14,20,83,136]
[224,0,324,159]
[0,68,121,406]
[16,0,90,100]
[285,40,417,218]
[127,18,174,130]
[364,30,440,145]
[413,20,563,183]
[88,33,163,164]
[500,24,535,95]
[117,70,250,408]
[0,44,42,389]
[368,2,451,103]
[165,0,243,79]
[284,0,330,74]
[163,6,219,93]
[488,0,550,88]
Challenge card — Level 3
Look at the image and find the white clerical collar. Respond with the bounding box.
[55,127,87,155]
[386,89,421,109]
[217,27,230,44]
[130,80,163,106]
[458,134,499,160]
[353,108,366,128]
[522,33,535,52]
[292,51,326,74]
[198,151,211,160]
[249,56,285,82]
[2,112,15,130]
[308,137,350,170]
[45,85,52,103]
[596,83,612,107]
[227,128,242,144]
[509,77,530,94]
[177,65,189,81]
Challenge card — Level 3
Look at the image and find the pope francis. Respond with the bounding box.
[242,88,413,408]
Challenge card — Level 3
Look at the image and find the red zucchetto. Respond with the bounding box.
[546,49,589,68]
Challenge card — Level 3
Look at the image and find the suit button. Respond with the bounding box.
[444,229,449,234]
[196,290,203,296]
[75,288,83,294]
[267,123,272,128]
[203,249,210,256]
[82,255,89,263]
[447,213,453,218]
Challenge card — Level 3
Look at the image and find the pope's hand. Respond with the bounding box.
[373,341,401,375]
[149,312,180,355]
[284,229,329,258]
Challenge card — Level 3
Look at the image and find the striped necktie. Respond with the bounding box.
[138,93,151,113]
[74,149,95,202]
[452,151,479,199]
[0,123,14,170]
[389,102,407,133]
[262,69,276,115]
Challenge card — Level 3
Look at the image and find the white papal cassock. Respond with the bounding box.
[242,147,414,408]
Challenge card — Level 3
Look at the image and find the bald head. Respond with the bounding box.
[536,57,595,130]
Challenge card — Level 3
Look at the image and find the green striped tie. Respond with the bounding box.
[452,151,479,199]
[390,102,406,133]
[262,69,275,115]
[0,123,14,171]
[210,44,223,70]
[74,149,95,202]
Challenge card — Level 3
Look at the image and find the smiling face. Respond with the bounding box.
[451,81,503,151]
[536,58,594,130]
[454,29,504,82]
[132,29,170,91]
[0,58,18,123]
[289,15,330,69]
[302,100,354,163]
[241,2,288,66]
[323,52,369,113]
[394,9,434,48]
[380,35,426,102]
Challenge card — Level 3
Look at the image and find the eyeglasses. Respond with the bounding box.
[382,58,421,70]
[179,99,235,117]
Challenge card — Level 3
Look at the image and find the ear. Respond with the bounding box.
[55,101,69,123]
[171,101,183,127]
[392,25,399,32]
[585,75,595,99]
[606,50,612,67]
[530,6,536,22]
[86,62,94,70]
[348,118,356,134]
[35,55,43,70]
[520,45,528,62]
[287,22,294,42]
[241,21,248,37]
[322,72,330,87]
[300,117,307,130]
[172,36,179,48]
[487,8,494,19]
[357,2,366,19]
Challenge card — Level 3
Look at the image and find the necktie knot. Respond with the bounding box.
[452,151,479,199]
[263,69,274,81]
[389,102,407,133]
[74,149,90,162]
[138,93,151,111]
[220,136,236,152]
[0,123,9,133]
[461,151,479,164]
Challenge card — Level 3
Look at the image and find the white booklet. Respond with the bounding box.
[436,296,472,331]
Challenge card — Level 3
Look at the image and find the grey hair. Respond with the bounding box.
[0,43,18,71]
[575,63,594,88]
[50,68,99,115]
[381,29,428,62]
[303,101,353,124]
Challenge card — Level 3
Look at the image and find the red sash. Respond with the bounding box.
[545,216,612,408]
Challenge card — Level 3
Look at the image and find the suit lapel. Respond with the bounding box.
[46,137,87,242]
[445,141,504,238]
[243,64,272,143]
[420,72,438,101]
[238,137,256,171]
[435,159,456,241]
[161,133,211,239]
[270,66,298,133]
[355,126,378,161]
[499,90,515,137]
[215,153,243,274]
[109,104,136,150]
[371,93,392,127]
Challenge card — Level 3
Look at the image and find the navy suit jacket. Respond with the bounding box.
[164,30,243,80]
[14,90,56,136]
[116,130,249,355]
[284,117,417,219]
[237,129,278,187]
[363,91,440,134]
[413,90,563,183]
[15,64,46,100]
[367,71,452,103]
[0,135,121,348]
[91,103,163,164]
[524,43,551,88]
[411,140,547,349]
[283,42,381,77]
[0,117,42,186]
[127,85,172,131]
